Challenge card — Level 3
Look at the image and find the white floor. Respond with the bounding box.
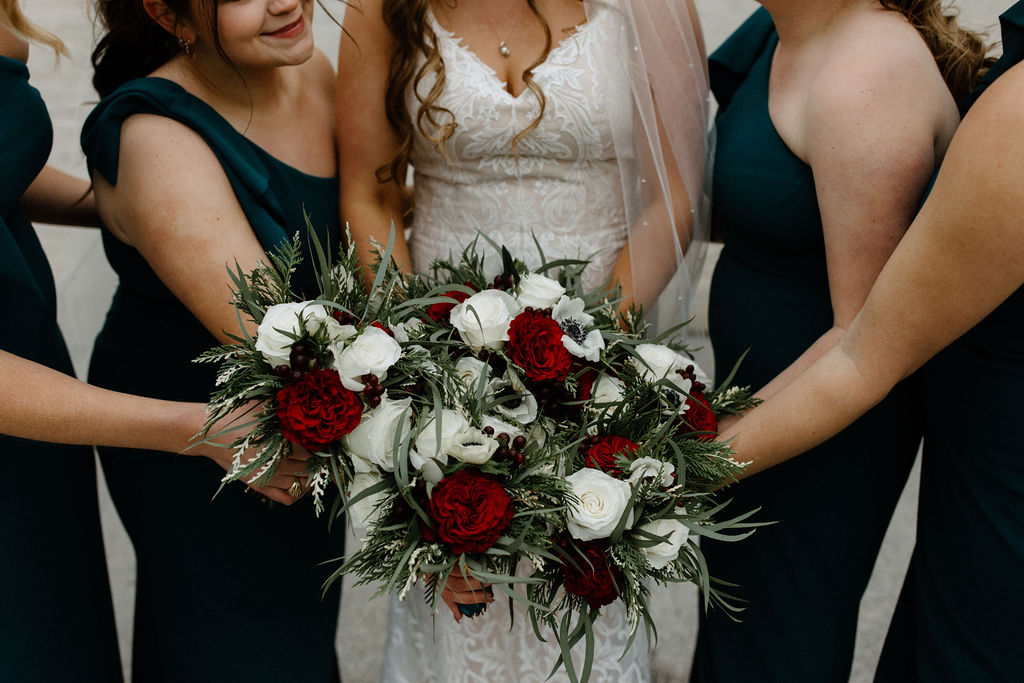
[21,0,1009,680]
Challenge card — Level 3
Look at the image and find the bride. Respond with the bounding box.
[338,0,710,679]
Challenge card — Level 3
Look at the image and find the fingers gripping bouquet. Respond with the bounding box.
[391,239,763,681]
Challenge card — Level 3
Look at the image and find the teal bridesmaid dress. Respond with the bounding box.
[693,10,923,682]
[875,4,1024,681]
[81,78,344,683]
[0,56,122,682]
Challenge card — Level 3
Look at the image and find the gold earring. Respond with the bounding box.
[178,37,194,58]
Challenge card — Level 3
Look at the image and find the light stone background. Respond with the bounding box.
[20,0,1007,681]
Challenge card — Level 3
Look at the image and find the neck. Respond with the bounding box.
[172,49,294,116]
[0,23,30,63]
[759,0,867,45]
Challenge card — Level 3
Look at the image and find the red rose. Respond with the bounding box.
[427,289,471,323]
[276,368,363,450]
[585,436,639,477]
[683,390,718,440]
[427,469,514,554]
[507,309,573,383]
[562,541,620,609]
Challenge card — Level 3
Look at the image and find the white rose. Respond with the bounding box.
[633,344,693,395]
[332,326,403,392]
[628,457,675,488]
[348,471,389,532]
[515,273,566,310]
[552,295,605,362]
[590,374,625,414]
[565,468,633,541]
[450,290,519,350]
[255,302,328,367]
[637,517,689,569]
[455,357,491,390]
[487,370,538,424]
[411,409,471,470]
[449,428,499,465]
[343,395,412,473]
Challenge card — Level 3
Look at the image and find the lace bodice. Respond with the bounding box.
[407,4,632,289]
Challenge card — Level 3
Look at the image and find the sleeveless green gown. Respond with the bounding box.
[876,4,1024,681]
[0,55,123,682]
[81,78,344,683]
[693,10,923,681]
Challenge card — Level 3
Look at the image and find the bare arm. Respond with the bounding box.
[21,166,99,228]
[722,64,1024,476]
[92,113,269,343]
[337,0,410,280]
[0,350,306,504]
[606,0,706,311]
[752,38,956,402]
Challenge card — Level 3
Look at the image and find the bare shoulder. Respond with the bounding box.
[99,113,235,234]
[813,10,951,116]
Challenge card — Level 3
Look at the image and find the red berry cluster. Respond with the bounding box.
[361,373,385,408]
[489,273,519,290]
[272,339,316,382]
[483,426,528,466]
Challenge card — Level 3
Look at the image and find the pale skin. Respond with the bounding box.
[721,60,1024,475]
[86,0,336,494]
[716,0,960,432]
[0,18,302,504]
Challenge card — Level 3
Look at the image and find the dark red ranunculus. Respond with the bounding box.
[426,289,472,323]
[426,469,514,554]
[682,390,718,440]
[276,368,363,450]
[562,541,621,609]
[585,436,640,476]
[507,309,573,383]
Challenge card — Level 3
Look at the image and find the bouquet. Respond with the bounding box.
[200,231,761,683]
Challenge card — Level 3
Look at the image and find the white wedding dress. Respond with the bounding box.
[383,4,651,683]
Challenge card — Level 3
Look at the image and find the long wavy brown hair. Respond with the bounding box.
[881,0,994,101]
[378,0,554,184]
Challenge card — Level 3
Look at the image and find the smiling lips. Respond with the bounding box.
[264,15,305,39]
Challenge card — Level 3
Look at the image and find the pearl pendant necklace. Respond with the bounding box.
[499,40,510,58]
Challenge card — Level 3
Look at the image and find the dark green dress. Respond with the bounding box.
[876,4,1024,681]
[81,78,344,683]
[693,10,923,682]
[0,56,123,682]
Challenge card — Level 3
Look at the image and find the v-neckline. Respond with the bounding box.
[427,8,595,100]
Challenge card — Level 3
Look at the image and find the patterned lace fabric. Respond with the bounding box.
[386,4,650,682]
[407,3,633,292]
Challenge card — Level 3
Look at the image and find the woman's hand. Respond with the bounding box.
[431,572,494,622]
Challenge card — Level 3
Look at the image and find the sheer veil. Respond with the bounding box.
[584,0,712,335]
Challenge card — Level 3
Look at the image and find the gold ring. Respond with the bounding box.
[288,480,303,500]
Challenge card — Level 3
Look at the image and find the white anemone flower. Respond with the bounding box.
[552,295,605,362]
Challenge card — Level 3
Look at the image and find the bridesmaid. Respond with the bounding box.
[0,3,308,680]
[695,1,989,681]
[719,4,1024,680]
[82,1,344,681]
